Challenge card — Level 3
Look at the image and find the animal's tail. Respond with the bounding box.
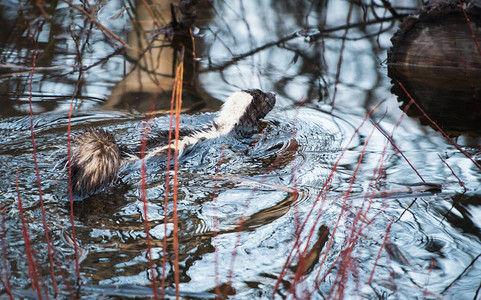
[69,128,122,197]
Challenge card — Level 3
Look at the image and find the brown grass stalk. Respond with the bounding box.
[172,55,185,300]
[161,77,177,299]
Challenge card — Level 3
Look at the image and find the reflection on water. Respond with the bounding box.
[0,0,481,299]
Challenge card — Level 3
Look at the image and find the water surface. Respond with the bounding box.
[0,0,480,299]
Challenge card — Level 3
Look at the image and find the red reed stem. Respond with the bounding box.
[323,126,376,299]
[273,102,382,296]
[459,56,481,115]
[139,69,166,300]
[330,151,388,297]
[140,110,159,299]
[212,149,224,298]
[423,259,437,299]
[27,49,59,293]
[140,142,159,299]
[438,155,467,191]
[161,78,177,299]
[0,275,13,300]
[16,170,42,299]
[66,79,81,281]
[367,217,394,284]
[370,120,425,182]
[457,0,481,57]
[0,205,13,299]
[397,81,481,171]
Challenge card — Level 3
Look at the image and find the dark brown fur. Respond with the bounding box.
[239,89,276,128]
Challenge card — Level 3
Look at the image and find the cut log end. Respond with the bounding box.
[388,0,481,136]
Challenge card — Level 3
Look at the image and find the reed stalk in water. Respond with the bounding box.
[16,170,44,299]
[0,205,13,300]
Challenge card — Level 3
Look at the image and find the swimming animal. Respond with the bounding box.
[69,89,276,197]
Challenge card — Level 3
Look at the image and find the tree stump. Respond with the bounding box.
[388,0,481,136]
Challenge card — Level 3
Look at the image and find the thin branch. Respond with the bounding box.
[60,0,129,48]
[203,15,407,72]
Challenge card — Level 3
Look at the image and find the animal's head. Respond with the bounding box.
[240,89,276,126]
[216,89,276,131]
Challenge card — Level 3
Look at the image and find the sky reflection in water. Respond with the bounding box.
[0,0,480,299]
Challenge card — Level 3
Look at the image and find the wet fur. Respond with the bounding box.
[69,89,276,197]
[70,129,121,197]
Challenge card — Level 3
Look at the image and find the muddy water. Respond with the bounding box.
[0,0,480,299]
